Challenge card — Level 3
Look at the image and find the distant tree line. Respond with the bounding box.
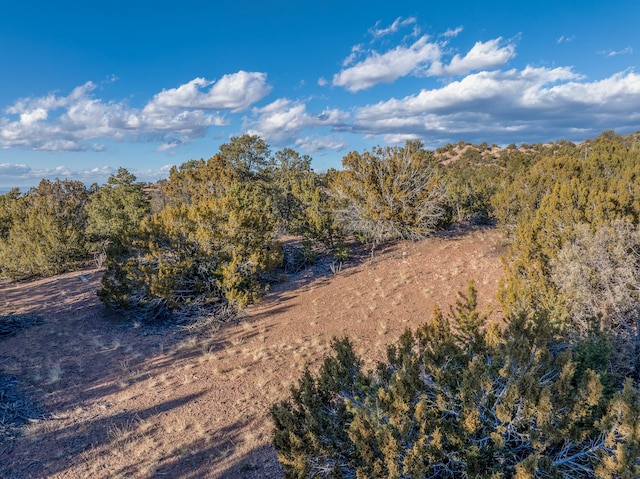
[0,135,457,318]
[0,167,149,280]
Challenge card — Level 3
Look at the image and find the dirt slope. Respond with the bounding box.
[1,227,505,478]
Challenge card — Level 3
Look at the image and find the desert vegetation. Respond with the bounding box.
[2,130,640,477]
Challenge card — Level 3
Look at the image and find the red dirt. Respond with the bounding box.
[0,226,506,478]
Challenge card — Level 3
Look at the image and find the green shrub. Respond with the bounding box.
[85,167,150,247]
[0,179,89,279]
[99,180,281,318]
[331,141,446,244]
[272,284,640,478]
[98,142,282,319]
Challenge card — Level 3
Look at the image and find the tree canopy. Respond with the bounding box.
[0,179,90,279]
[331,140,447,243]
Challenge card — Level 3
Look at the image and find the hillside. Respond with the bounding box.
[1,226,505,478]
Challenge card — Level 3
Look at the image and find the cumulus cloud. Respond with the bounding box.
[428,38,516,76]
[245,98,349,146]
[351,67,640,143]
[294,135,348,153]
[0,163,32,176]
[147,71,270,112]
[332,18,516,92]
[0,163,113,188]
[0,72,269,152]
[381,133,421,144]
[333,36,442,92]
[0,162,176,189]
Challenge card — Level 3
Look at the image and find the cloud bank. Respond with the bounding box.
[0,71,271,152]
[352,67,640,144]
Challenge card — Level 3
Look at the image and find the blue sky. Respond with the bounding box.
[1,0,639,189]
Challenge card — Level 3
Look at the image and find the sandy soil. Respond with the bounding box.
[0,226,506,478]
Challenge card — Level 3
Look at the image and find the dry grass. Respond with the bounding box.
[46,363,63,384]
[0,228,506,478]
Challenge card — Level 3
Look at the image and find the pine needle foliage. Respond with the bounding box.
[272,283,640,478]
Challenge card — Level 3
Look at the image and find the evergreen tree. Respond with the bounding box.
[99,145,282,319]
[267,147,314,234]
[219,134,271,179]
[85,167,150,249]
[498,132,640,320]
[0,188,20,241]
[0,179,89,279]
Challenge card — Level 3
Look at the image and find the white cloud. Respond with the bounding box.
[148,71,271,112]
[333,25,516,92]
[0,163,32,176]
[342,44,364,67]
[156,142,180,152]
[369,16,417,39]
[352,67,640,143]
[443,26,463,38]
[381,133,421,144]
[0,72,268,152]
[83,166,113,176]
[246,98,349,145]
[132,166,174,183]
[333,35,442,92]
[294,135,347,153]
[599,47,633,57]
[0,163,103,187]
[19,108,48,126]
[37,140,90,152]
[0,162,175,189]
[557,35,576,44]
[317,77,328,87]
[428,38,516,76]
[5,82,98,116]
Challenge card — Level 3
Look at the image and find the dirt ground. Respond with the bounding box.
[0,226,506,478]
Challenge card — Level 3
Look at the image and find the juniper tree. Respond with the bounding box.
[0,188,20,241]
[99,149,282,319]
[272,283,640,479]
[498,131,640,320]
[85,167,150,252]
[0,179,89,279]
